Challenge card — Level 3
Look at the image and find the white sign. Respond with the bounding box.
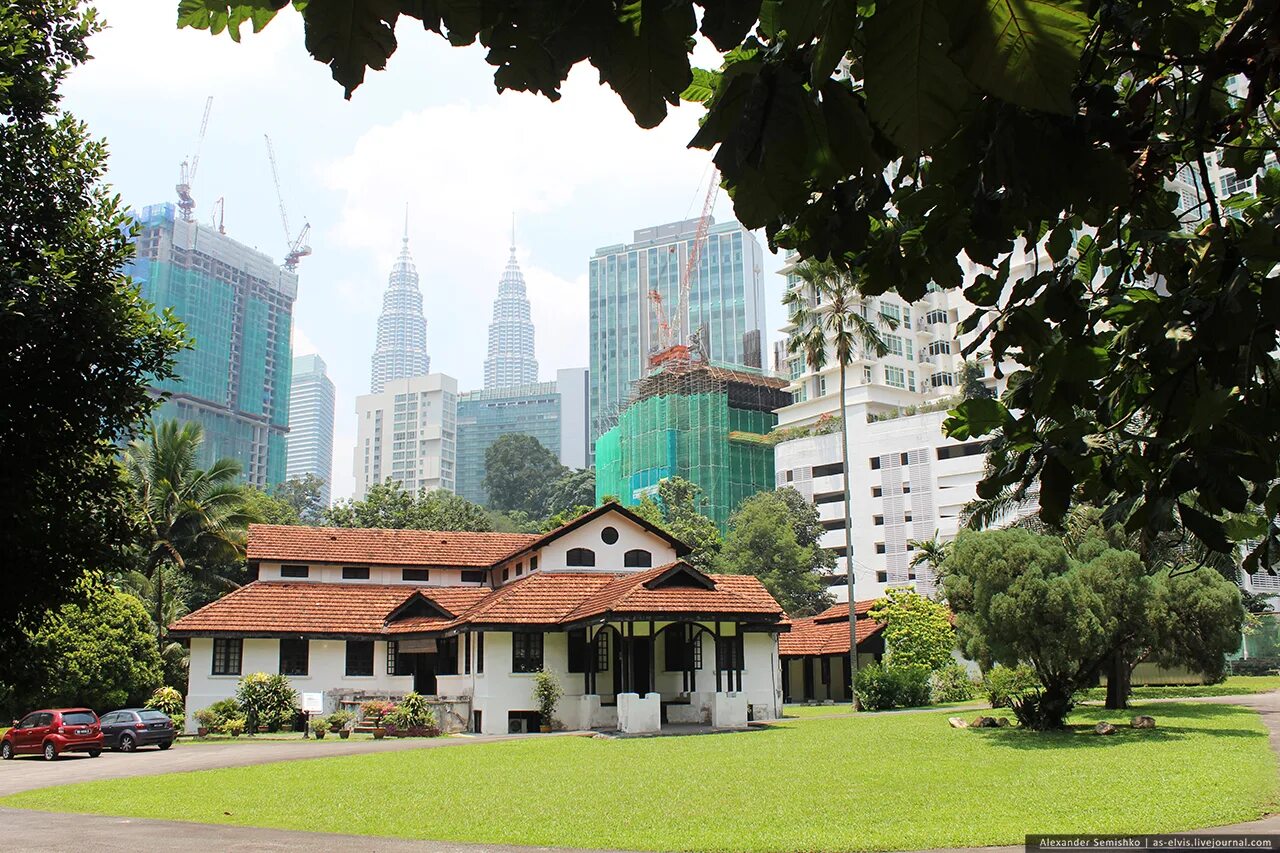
[301,692,323,713]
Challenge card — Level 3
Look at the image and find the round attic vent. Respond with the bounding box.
[601,526,619,545]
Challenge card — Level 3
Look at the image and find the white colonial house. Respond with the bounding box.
[168,503,788,735]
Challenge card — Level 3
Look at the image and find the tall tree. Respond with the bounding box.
[179,0,1280,572]
[483,434,566,516]
[124,421,251,647]
[273,474,326,524]
[1,0,184,670]
[241,487,301,526]
[323,481,494,532]
[783,258,892,707]
[958,361,994,401]
[543,467,596,518]
[718,490,834,616]
[655,478,723,573]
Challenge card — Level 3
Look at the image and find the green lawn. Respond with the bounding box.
[3,703,1275,852]
[783,699,981,718]
[1080,675,1280,702]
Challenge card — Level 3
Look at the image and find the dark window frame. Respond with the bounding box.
[280,564,309,578]
[279,638,309,676]
[461,569,486,583]
[345,640,375,677]
[624,549,653,568]
[402,568,430,582]
[342,566,370,580]
[716,635,744,672]
[566,548,596,567]
[595,631,609,672]
[601,526,620,545]
[212,637,243,676]
[387,640,399,675]
[477,631,485,673]
[512,632,544,673]
[567,628,589,673]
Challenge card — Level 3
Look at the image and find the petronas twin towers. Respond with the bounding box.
[369,221,538,393]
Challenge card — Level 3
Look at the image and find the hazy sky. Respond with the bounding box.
[64,1,789,500]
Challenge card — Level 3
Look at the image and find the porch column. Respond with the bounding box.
[713,621,723,692]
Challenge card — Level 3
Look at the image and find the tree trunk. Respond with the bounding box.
[1104,651,1132,710]
[839,360,859,710]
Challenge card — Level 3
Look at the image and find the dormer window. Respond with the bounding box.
[624,549,652,568]
[342,566,370,580]
[566,548,596,567]
[281,564,308,578]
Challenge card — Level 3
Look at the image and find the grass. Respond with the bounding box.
[782,699,981,718]
[1080,675,1280,702]
[175,732,381,746]
[3,703,1275,852]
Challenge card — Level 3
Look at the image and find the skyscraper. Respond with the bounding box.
[286,354,336,505]
[483,240,539,389]
[370,226,430,393]
[354,373,458,499]
[588,218,766,450]
[127,202,295,487]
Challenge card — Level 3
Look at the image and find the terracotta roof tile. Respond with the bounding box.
[459,573,618,626]
[778,600,884,657]
[245,524,539,568]
[563,563,784,623]
[169,582,422,636]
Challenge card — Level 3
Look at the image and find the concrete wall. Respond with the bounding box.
[258,562,485,586]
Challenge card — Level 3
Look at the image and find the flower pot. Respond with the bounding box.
[539,724,552,733]
[314,729,326,739]
[197,727,209,737]
[230,731,240,738]
[338,730,350,739]
[257,725,269,734]
[373,727,387,739]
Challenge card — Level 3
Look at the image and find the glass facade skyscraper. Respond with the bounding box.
[286,354,336,505]
[483,244,539,389]
[588,218,766,451]
[371,231,430,393]
[456,382,561,506]
[127,202,296,487]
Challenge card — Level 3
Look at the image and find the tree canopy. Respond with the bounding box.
[483,433,566,516]
[323,481,494,531]
[868,588,956,672]
[177,0,1280,571]
[2,0,184,671]
[718,489,835,615]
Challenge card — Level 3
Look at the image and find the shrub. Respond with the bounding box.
[868,588,957,672]
[983,664,1041,709]
[931,662,977,703]
[385,692,435,730]
[327,709,355,731]
[223,717,245,736]
[311,714,328,732]
[855,662,932,711]
[145,685,185,719]
[360,700,395,724]
[235,672,299,732]
[193,708,219,731]
[532,667,563,726]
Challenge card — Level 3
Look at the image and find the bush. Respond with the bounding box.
[327,709,354,731]
[533,667,563,726]
[223,717,245,736]
[235,673,299,732]
[983,664,1041,709]
[193,707,219,731]
[385,692,435,730]
[855,662,932,711]
[360,699,395,723]
[931,662,977,703]
[145,685,185,719]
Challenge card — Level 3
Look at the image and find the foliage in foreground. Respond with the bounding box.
[7,703,1272,851]
[869,587,956,672]
[323,481,493,532]
[931,662,978,704]
[854,661,933,711]
[235,673,298,732]
[1,0,184,674]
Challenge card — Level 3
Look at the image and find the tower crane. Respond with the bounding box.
[176,96,213,222]
[263,134,312,271]
[648,169,720,368]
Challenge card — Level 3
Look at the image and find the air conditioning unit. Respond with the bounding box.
[508,718,528,734]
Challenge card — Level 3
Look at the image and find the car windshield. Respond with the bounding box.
[138,710,170,721]
[61,712,96,725]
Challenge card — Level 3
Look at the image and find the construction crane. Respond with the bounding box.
[210,197,226,234]
[263,134,313,271]
[649,169,720,368]
[176,96,213,222]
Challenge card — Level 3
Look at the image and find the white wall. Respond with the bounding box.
[257,562,488,586]
[533,513,680,572]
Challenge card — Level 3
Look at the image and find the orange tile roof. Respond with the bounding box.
[564,563,783,622]
[169,582,423,636]
[245,524,539,568]
[778,600,884,657]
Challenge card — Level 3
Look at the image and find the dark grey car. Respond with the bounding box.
[99,709,176,752]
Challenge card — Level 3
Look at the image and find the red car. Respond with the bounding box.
[2,709,103,761]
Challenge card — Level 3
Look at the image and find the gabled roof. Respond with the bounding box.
[168,583,426,637]
[778,600,884,657]
[563,562,783,624]
[245,524,539,568]
[502,501,692,561]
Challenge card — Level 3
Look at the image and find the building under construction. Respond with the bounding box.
[595,358,792,532]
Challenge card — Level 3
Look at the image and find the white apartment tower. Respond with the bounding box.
[370,228,431,394]
[483,240,539,389]
[354,373,458,499]
[285,353,336,505]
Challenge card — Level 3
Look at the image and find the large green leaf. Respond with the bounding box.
[943,397,1011,440]
[594,0,696,129]
[177,0,285,41]
[950,0,1090,114]
[810,0,858,84]
[864,0,972,155]
[698,0,763,50]
[300,0,401,98]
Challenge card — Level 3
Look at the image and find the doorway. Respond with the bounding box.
[612,634,652,695]
[401,653,437,695]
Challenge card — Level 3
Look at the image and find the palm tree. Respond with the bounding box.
[908,533,950,586]
[124,420,252,648]
[782,257,893,709]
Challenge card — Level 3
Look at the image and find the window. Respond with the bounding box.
[279,638,309,676]
[477,631,485,673]
[876,570,889,583]
[885,334,904,357]
[345,640,374,677]
[926,309,948,325]
[62,711,96,726]
[821,656,831,685]
[931,371,956,388]
[624,549,652,568]
[905,513,913,523]
[212,638,242,675]
[342,566,370,580]
[515,564,523,576]
[280,564,308,578]
[512,632,544,673]
[818,376,827,396]
[387,640,399,675]
[529,556,538,571]
[901,453,910,465]
[402,568,429,582]
[812,462,844,478]
[937,441,990,461]
[863,365,873,383]
[814,491,844,505]
[437,636,459,676]
[461,569,486,583]
[873,515,884,526]
[875,542,887,554]
[566,548,596,567]
[870,456,881,470]
[716,635,744,671]
[464,632,472,674]
[568,628,589,673]
[908,370,917,392]
[786,470,794,482]
[885,366,906,388]
[665,629,703,671]
[872,486,883,498]
[601,526,619,545]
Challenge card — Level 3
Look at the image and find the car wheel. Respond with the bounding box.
[119,733,135,753]
[1,742,12,760]
[158,741,172,751]
[88,750,101,758]
[42,741,57,761]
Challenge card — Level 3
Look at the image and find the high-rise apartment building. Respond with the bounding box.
[285,354,336,505]
[483,243,539,390]
[454,368,591,506]
[370,230,430,393]
[353,373,458,499]
[127,202,295,487]
[588,218,767,449]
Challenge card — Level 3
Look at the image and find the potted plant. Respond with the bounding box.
[384,692,439,737]
[532,667,563,733]
[224,718,246,737]
[193,708,218,738]
[312,715,328,739]
[361,700,395,739]
[329,709,354,739]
